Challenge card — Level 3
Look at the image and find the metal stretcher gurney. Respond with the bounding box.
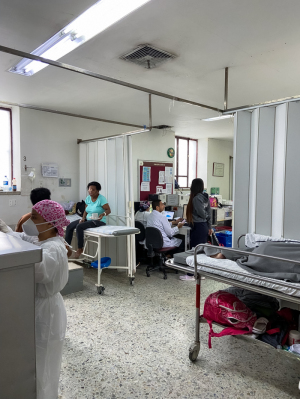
[83,224,140,294]
[165,243,300,364]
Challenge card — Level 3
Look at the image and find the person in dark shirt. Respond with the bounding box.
[15,188,51,232]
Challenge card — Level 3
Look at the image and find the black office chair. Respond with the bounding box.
[135,221,146,242]
[145,227,177,279]
[135,221,147,264]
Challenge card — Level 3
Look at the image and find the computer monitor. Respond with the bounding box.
[183,204,187,220]
[163,211,174,220]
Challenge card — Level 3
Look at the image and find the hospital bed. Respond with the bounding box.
[66,214,139,294]
[165,241,300,372]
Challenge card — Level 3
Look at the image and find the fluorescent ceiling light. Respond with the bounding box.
[9,0,151,76]
[202,114,234,122]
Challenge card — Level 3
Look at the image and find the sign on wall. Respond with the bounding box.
[212,162,224,177]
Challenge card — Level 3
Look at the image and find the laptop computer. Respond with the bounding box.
[162,211,174,220]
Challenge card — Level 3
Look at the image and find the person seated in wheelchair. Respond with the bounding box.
[147,200,185,252]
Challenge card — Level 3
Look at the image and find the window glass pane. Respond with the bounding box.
[0,110,11,181]
[178,139,188,175]
[188,140,197,186]
[178,176,187,188]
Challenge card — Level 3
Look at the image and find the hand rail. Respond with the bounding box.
[193,242,300,279]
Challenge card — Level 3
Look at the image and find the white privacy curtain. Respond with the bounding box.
[79,135,136,270]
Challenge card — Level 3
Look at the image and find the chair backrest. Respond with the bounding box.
[135,221,145,242]
[145,227,163,250]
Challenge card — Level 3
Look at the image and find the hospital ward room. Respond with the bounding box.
[2,1,300,398]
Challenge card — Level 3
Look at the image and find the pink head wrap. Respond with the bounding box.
[33,200,70,237]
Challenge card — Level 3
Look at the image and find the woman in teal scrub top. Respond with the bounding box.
[65,181,111,258]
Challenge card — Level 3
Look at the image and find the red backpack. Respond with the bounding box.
[203,291,257,348]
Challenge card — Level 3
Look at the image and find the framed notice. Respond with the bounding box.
[42,163,58,177]
[212,162,224,177]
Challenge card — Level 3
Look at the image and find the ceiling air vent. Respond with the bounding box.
[119,44,176,69]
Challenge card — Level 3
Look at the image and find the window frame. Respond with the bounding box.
[0,107,13,184]
[175,136,198,188]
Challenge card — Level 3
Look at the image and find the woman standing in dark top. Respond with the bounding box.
[181,178,212,280]
[186,178,212,247]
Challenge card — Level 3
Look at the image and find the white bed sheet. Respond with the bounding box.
[186,254,300,297]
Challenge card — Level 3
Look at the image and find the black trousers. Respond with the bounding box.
[65,219,106,249]
[190,221,209,248]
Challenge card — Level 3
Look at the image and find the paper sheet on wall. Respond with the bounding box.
[166,183,172,195]
[159,171,165,184]
[142,166,151,182]
[156,186,163,193]
[42,163,58,177]
[141,182,150,191]
[165,166,173,183]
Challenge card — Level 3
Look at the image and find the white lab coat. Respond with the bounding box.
[147,210,182,248]
[10,233,68,399]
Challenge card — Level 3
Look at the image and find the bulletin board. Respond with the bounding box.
[139,160,174,201]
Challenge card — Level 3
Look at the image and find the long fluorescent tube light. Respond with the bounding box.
[9,0,151,76]
[202,114,234,122]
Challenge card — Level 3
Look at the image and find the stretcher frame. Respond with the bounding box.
[81,214,139,294]
[165,243,300,365]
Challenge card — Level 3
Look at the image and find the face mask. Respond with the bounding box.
[22,218,56,236]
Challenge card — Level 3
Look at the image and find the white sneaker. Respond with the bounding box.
[179,275,195,281]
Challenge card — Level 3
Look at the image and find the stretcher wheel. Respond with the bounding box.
[83,260,91,268]
[163,274,167,280]
[189,342,200,362]
[97,286,105,295]
[129,277,135,286]
[146,272,150,277]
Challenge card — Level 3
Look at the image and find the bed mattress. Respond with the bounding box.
[85,225,140,236]
[186,254,300,297]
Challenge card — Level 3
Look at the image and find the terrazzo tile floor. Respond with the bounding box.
[59,265,300,399]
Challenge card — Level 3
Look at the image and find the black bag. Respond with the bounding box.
[259,315,289,348]
[76,200,86,216]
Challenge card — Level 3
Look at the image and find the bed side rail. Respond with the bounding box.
[193,243,300,284]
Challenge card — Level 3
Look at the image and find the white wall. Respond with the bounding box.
[0,107,136,226]
[197,138,208,188]
[207,139,233,199]
[131,129,175,201]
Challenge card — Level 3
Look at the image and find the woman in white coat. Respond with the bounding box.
[9,200,70,399]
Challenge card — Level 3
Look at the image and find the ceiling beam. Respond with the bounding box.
[0,100,143,128]
[224,67,228,110]
[223,95,300,113]
[0,44,223,113]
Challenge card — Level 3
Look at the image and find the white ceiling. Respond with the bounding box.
[1,0,300,139]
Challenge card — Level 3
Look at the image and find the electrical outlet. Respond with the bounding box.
[13,199,17,206]
[40,181,43,187]
[9,200,12,207]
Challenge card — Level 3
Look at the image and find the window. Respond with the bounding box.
[175,137,197,188]
[0,108,13,184]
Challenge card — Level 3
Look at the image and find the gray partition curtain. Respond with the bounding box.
[233,101,300,245]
